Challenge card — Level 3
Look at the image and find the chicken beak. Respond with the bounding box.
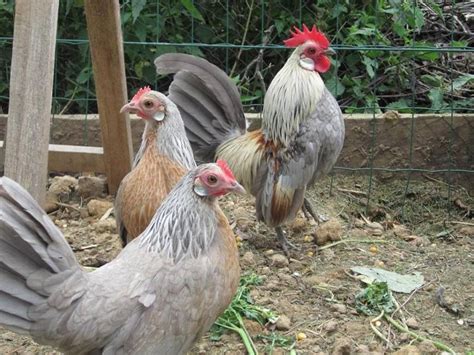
[229,181,246,194]
[120,102,138,114]
[324,47,336,56]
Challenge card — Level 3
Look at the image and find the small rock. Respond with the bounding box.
[94,219,117,233]
[331,337,352,354]
[458,226,474,237]
[275,314,291,331]
[406,317,419,330]
[77,176,107,199]
[315,218,343,245]
[48,175,78,200]
[277,273,297,287]
[269,253,289,268]
[87,199,114,217]
[417,340,438,354]
[350,228,369,238]
[43,191,59,213]
[392,345,421,355]
[290,217,306,232]
[263,249,275,256]
[260,266,271,275]
[324,320,338,333]
[330,303,347,314]
[240,251,256,267]
[366,221,383,231]
[393,224,410,238]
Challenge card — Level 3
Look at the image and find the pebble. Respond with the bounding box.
[405,317,419,329]
[87,199,114,217]
[77,176,107,199]
[43,191,59,213]
[332,337,352,354]
[48,175,78,200]
[269,253,289,268]
[324,320,338,333]
[240,251,256,267]
[330,303,347,314]
[393,224,410,237]
[275,314,291,331]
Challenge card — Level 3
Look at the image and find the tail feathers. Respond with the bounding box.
[0,177,80,334]
[155,53,246,162]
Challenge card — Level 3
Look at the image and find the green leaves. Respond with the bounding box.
[131,0,146,23]
[180,0,205,22]
[355,282,395,316]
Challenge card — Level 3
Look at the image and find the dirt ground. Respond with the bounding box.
[0,174,472,354]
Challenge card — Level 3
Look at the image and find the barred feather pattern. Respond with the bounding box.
[262,49,325,147]
[138,165,218,262]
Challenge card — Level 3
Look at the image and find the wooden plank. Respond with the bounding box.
[49,145,105,173]
[4,0,59,205]
[0,141,105,174]
[84,0,133,194]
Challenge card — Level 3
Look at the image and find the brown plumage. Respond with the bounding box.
[115,88,196,245]
[117,131,186,239]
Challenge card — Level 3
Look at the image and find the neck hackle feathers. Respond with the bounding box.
[283,24,329,49]
[132,86,152,102]
[216,159,235,180]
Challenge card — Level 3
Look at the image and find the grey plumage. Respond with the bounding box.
[154,52,345,234]
[155,54,246,162]
[0,166,239,354]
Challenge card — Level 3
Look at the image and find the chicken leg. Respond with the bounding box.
[276,226,300,256]
[302,197,328,224]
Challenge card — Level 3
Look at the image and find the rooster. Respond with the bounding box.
[0,161,243,354]
[154,24,345,253]
[115,86,196,245]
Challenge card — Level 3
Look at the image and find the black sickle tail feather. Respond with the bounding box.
[155,53,246,162]
[0,177,80,335]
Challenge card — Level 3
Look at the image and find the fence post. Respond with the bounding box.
[4,0,60,205]
[84,0,133,194]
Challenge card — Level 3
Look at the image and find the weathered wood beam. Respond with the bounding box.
[4,0,59,205]
[84,0,133,194]
[0,141,105,174]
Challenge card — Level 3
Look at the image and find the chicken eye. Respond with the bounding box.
[207,174,218,185]
[143,100,154,109]
[307,47,316,55]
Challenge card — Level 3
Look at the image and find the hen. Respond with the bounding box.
[154,24,345,253]
[115,86,195,245]
[0,161,243,354]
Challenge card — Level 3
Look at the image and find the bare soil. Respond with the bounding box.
[0,175,472,354]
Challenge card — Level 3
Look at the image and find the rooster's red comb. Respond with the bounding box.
[216,159,235,180]
[131,86,151,102]
[283,24,329,49]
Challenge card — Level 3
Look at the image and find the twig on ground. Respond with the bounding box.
[56,202,81,213]
[447,220,474,226]
[99,207,114,221]
[318,239,388,251]
[370,310,390,345]
[73,244,98,252]
[337,188,367,197]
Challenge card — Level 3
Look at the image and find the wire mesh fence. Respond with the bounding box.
[0,0,472,225]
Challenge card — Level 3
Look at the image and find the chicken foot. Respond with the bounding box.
[302,197,328,224]
[275,226,300,256]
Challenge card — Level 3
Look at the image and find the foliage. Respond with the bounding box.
[0,0,472,114]
[355,281,395,316]
[211,273,279,354]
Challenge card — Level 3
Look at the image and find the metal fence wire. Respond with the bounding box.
[0,0,472,227]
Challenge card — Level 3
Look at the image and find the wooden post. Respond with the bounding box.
[84,0,133,194]
[4,0,60,205]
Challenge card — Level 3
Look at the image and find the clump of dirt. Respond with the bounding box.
[0,174,472,354]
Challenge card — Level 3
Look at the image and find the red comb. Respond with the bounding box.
[216,159,235,180]
[131,86,151,102]
[283,24,329,48]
